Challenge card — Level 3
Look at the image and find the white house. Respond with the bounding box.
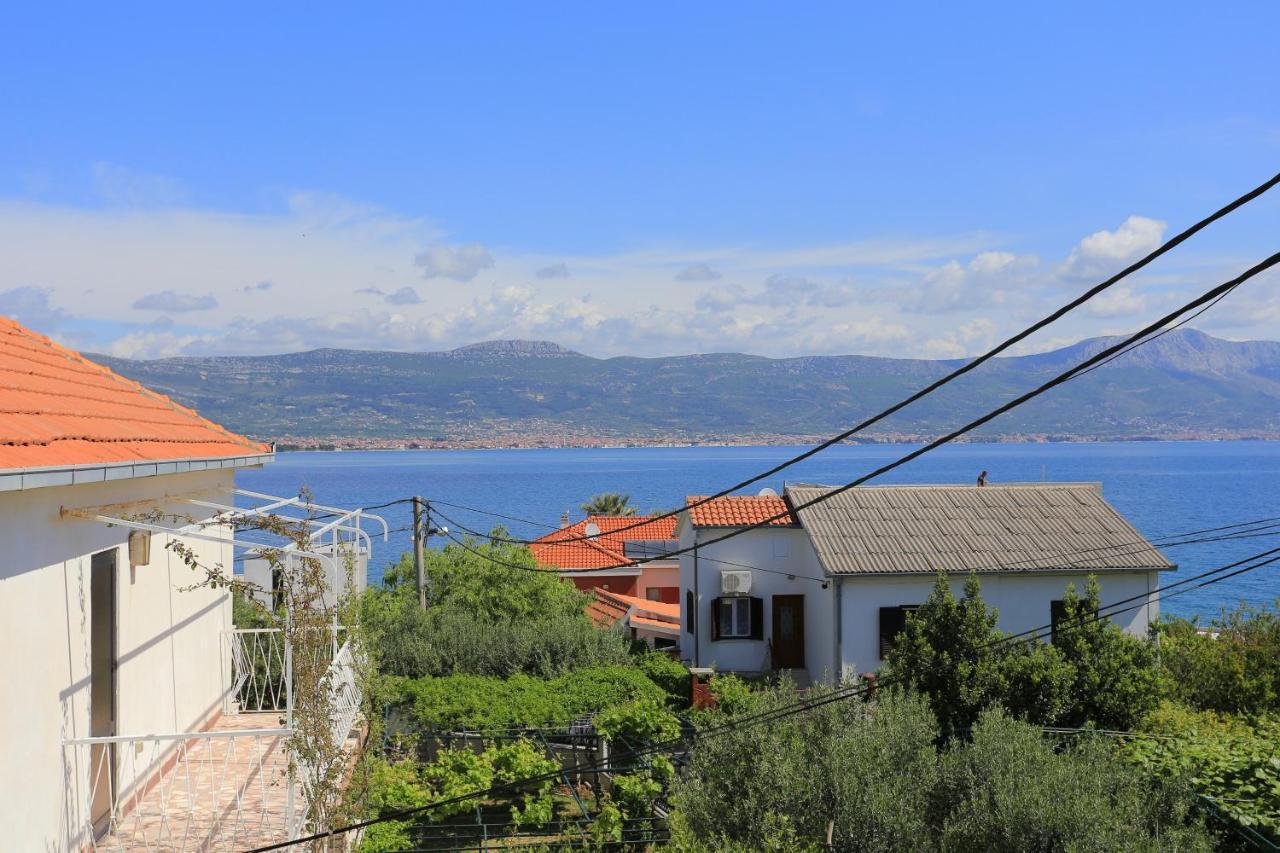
[677,483,1172,684]
[0,316,379,851]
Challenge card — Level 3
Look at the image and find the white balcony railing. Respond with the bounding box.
[62,726,295,852]
[224,628,288,713]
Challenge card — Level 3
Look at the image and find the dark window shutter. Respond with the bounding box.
[686,590,695,635]
[1050,600,1066,643]
[879,606,907,660]
[710,597,721,641]
[749,597,764,640]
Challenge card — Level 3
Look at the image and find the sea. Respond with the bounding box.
[237,441,1280,621]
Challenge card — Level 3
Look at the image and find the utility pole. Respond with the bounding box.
[413,496,427,610]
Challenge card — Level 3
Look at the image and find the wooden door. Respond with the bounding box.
[771,595,805,670]
[90,549,118,834]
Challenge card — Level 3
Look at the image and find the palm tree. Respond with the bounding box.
[580,492,637,516]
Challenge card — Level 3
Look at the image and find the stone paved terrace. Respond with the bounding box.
[91,713,293,853]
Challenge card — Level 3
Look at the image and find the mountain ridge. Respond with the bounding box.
[93,328,1280,444]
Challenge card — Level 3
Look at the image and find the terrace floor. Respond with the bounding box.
[93,712,293,853]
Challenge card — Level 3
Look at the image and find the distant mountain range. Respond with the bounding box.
[95,329,1280,444]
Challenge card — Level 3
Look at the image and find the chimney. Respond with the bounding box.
[560,510,570,528]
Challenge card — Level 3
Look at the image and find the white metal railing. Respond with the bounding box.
[225,629,288,713]
[62,727,295,852]
[326,638,361,750]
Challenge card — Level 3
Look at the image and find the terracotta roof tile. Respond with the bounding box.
[530,514,678,570]
[685,494,797,528]
[0,315,270,470]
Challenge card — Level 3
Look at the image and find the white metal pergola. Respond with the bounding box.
[60,490,389,848]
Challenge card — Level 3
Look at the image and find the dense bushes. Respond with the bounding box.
[634,649,692,707]
[362,534,632,679]
[670,687,1212,852]
[392,666,668,732]
[1157,602,1280,715]
[1126,703,1280,844]
[360,739,559,852]
[886,572,1161,737]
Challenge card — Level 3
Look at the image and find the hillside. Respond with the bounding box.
[94,329,1280,444]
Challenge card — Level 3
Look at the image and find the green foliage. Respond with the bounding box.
[591,798,624,846]
[594,699,681,748]
[1126,703,1280,843]
[885,572,1073,739]
[579,493,636,516]
[1054,576,1164,729]
[421,747,494,820]
[396,666,667,732]
[362,534,632,679]
[634,649,691,707]
[358,820,414,853]
[1156,601,1280,715]
[933,710,1210,852]
[670,685,1212,851]
[886,572,1163,738]
[488,739,558,828]
[707,674,760,716]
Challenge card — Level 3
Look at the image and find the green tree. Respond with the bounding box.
[580,492,637,516]
[1156,601,1280,715]
[1054,576,1163,729]
[884,572,1072,740]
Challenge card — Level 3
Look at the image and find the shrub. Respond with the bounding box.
[396,666,667,732]
[595,699,682,749]
[1156,601,1280,715]
[1126,703,1280,843]
[634,649,691,707]
[707,674,759,716]
[363,536,633,679]
[669,684,1212,851]
[885,572,1073,739]
[1053,576,1163,729]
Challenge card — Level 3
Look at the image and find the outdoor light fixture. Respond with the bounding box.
[128,529,152,567]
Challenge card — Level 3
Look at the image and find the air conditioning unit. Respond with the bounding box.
[720,570,752,595]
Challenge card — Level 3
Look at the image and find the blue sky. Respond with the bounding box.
[1,3,1277,358]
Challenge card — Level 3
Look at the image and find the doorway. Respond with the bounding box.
[89,548,118,834]
[771,595,805,670]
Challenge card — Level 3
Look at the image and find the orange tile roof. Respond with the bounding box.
[685,494,797,528]
[586,592,630,627]
[601,591,680,621]
[0,315,270,470]
[530,514,678,570]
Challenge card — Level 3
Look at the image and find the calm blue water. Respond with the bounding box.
[237,441,1280,620]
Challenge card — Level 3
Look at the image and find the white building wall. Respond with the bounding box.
[0,469,236,852]
[837,569,1160,675]
[678,523,835,679]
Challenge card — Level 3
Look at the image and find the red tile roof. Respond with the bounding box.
[685,494,797,528]
[0,316,270,470]
[586,591,630,627]
[601,591,680,621]
[530,514,678,570]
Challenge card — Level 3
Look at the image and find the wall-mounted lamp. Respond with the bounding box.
[128,530,152,567]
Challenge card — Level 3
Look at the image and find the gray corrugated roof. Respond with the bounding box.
[784,483,1175,576]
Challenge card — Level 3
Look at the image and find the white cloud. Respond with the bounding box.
[894,251,1039,314]
[384,286,422,306]
[132,290,218,312]
[1061,215,1166,280]
[1085,285,1147,318]
[674,263,721,282]
[91,162,186,207]
[0,286,72,331]
[535,262,570,279]
[414,243,494,281]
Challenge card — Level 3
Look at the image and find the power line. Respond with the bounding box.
[244,541,1280,851]
[437,172,1279,549]
[423,252,1280,572]
[607,254,1280,566]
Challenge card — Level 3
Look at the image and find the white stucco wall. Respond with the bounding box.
[678,522,835,679]
[836,569,1160,676]
[0,469,236,852]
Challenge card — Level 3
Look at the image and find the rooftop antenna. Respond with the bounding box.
[584,521,601,539]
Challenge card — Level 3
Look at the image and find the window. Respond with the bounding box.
[711,596,763,640]
[647,586,680,604]
[1050,600,1067,643]
[686,590,695,635]
[878,605,918,660]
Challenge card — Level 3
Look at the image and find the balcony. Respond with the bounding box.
[62,629,361,852]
